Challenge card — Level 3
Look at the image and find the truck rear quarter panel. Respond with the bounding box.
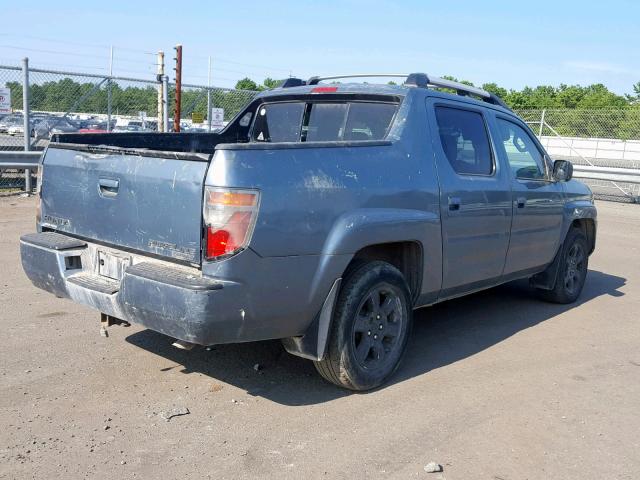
[206,94,442,311]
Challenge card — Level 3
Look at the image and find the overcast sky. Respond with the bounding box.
[2,0,639,94]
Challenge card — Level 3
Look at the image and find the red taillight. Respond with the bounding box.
[205,211,253,258]
[203,188,260,260]
[206,228,231,258]
[311,86,338,93]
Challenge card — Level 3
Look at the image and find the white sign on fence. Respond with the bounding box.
[0,87,11,113]
[210,107,224,128]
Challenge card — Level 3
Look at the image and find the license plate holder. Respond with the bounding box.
[98,251,130,281]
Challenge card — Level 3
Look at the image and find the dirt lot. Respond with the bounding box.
[1,196,638,480]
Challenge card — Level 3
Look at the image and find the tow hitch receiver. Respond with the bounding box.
[100,313,130,337]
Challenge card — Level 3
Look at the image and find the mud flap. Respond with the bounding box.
[530,244,563,291]
[281,278,341,361]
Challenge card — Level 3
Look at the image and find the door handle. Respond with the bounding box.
[448,196,461,211]
[98,178,119,197]
[516,197,526,208]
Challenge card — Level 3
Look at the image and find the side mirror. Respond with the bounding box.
[553,159,573,182]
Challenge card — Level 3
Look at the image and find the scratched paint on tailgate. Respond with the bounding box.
[40,147,208,265]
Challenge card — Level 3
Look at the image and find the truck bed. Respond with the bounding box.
[52,131,237,154]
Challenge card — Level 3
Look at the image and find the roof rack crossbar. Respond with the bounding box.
[418,75,490,99]
[307,74,409,85]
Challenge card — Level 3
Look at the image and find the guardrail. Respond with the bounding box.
[1,152,639,201]
[0,151,42,192]
[0,151,42,170]
[573,165,640,184]
[573,165,640,202]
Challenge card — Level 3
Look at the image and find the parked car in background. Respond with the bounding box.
[7,116,42,136]
[113,120,158,133]
[113,124,144,133]
[0,113,23,133]
[184,126,209,133]
[7,123,25,136]
[33,117,79,138]
[78,121,110,133]
[113,120,151,133]
[20,73,597,391]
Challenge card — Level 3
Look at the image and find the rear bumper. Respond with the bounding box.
[20,232,247,345]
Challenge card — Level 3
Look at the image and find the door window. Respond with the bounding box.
[496,118,546,180]
[434,106,494,175]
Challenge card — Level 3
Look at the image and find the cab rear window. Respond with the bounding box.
[252,101,397,143]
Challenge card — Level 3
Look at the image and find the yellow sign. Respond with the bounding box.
[191,112,204,124]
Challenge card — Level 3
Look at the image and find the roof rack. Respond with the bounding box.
[404,73,510,109]
[279,73,510,110]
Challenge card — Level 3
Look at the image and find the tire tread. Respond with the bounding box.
[314,261,411,390]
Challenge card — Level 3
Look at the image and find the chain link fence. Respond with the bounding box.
[174,82,258,127]
[517,109,640,201]
[1,62,258,193]
[2,63,640,201]
[517,108,640,141]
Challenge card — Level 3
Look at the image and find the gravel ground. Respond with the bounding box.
[1,196,639,480]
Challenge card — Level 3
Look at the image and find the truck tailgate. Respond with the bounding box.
[40,144,209,265]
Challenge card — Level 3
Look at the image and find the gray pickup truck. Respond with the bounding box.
[21,73,596,390]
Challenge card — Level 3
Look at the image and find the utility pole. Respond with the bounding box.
[173,44,182,132]
[207,56,212,132]
[107,46,113,132]
[157,51,165,132]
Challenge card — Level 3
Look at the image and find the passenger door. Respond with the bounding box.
[426,100,512,297]
[492,116,564,275]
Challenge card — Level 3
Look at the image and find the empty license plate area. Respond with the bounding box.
[98,251,131,281]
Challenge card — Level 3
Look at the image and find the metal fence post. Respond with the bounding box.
[162,75,169,132]
[107,46,113,132]
[539,109,546,137]
[107,79,112,132]
[207,88,212,133]
[207,56,212,132]
[22,57,32,192]
[157,51,164,132]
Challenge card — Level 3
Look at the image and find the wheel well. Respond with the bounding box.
[571,218,596,253]
[347,242,422,302]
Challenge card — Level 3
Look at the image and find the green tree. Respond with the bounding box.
[625,81,640,102]
[262,78,280,90]
[235,77,259,91]
[481,82,508,99]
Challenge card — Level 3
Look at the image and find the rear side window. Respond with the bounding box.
[252,101,396,143]
[434,106,493,175]
[253,103,305,142]
[303,104,348,142]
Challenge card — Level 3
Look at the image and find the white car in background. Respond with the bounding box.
[7,124,25,136]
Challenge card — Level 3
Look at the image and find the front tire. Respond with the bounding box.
[314,261,412,391]
[538,228,589,304]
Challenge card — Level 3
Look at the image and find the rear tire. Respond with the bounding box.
[537,228,589,304]
[314,261,412,391]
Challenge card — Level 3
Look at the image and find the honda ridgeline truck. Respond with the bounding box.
[21,73,596,390]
